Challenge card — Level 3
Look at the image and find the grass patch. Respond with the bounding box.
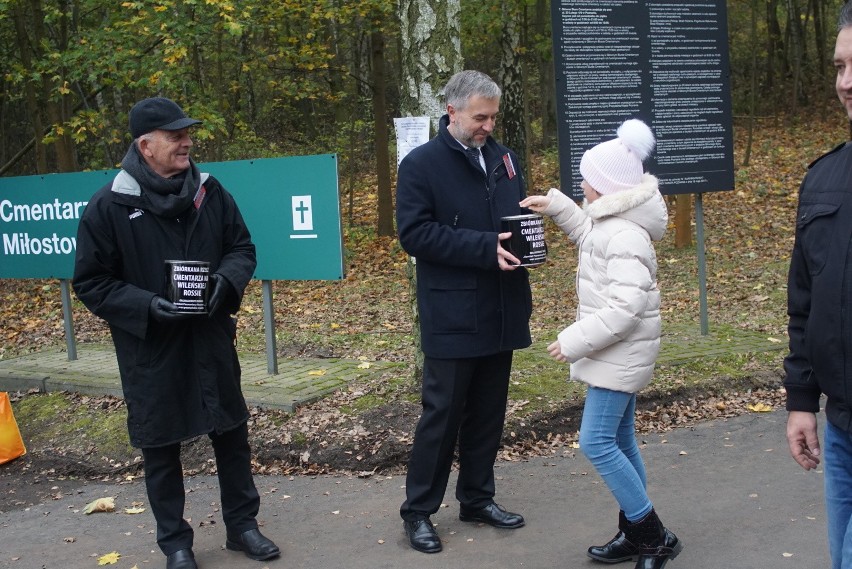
[13,392,135,458]
[654,349,783,392]
[341,372,417,414]
[342,393,385,414]
[67,411,133,457]
[505,335,784,419]
[509,341,583,413]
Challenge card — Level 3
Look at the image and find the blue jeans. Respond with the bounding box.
[579,386,652,522]
[824,421,852,569]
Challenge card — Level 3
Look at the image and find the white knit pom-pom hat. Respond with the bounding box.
[579,119,655,195]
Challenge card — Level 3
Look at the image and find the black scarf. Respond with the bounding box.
[120,142,201,217]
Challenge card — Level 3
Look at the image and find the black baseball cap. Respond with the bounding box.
[129,97,202,139]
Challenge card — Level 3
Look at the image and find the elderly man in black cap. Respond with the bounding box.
[73,97,279,569]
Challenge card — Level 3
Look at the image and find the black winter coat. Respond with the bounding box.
[73,172,256,448]
[395,115,532,359]
[784,141,852,434]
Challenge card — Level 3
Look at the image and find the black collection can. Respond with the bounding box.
[500,214,548,267]
[163,260,210,314]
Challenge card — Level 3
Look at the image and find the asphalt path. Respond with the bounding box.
[0,410,829,569]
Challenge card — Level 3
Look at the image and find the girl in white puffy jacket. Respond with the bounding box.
[520,119,682,569]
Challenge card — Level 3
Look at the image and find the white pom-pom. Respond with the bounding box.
[616,119,655,161]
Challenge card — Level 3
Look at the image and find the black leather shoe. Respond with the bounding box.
[587,531,640,563]
[403,518,442,553]
[166,549,197,569]
[588,527,679,564]
[225,528,281,561]
[459,503,525,529]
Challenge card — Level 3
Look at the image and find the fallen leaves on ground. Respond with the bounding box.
[83,497,115,514]
[498,386,786,462]
[1,369,788,491]
[0,109,839,492]
[97,551,120,565]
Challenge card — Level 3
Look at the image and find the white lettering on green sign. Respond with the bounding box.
[3,232,77,255]
[0,198,88,222]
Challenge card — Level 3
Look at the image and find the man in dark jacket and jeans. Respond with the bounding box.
[73,97,279,569]
[396,70,533,554]
[785,4,852,568]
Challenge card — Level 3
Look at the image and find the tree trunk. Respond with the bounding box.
[398,0,463,383]
[810,0,832,115]
[371,27,394,237]
[398,0,461,130]
[785,0,807,110]
[535,0,556,150]
[10,0,78,173]
[743,0,759,167]
[47,101,78,172]
[498,0,528,179]
[11,0,48,173]
[47,0,77,172]
[765,0,786,90]
[811,0,825,89]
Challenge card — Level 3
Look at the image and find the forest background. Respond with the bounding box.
[1,0,852,481]
[0,0,848,355]
[0,0,847,195]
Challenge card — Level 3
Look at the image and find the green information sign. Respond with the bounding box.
[0,155,343,280]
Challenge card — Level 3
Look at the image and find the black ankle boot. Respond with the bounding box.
[587,511,639,563]
[622,509,683,569]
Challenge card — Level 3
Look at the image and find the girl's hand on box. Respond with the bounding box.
[519,194,551,213]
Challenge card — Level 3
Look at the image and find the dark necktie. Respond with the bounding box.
[467,147,483,171]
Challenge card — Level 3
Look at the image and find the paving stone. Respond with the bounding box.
[0,344,399,412]
[0,324,783,411]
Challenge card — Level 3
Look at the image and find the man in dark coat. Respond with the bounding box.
[395,70,533,554]
[785,4,852,568]
[73,97,279,569]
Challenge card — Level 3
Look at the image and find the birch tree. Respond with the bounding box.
[398,0,463,382]
[398,0,461,128]
[497,0,528,179]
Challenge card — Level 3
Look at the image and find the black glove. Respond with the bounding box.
[207,273,232,316]
[148,296,192,323]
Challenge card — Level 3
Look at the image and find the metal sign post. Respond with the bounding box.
[695,193,709,335]
[60,279,77,360]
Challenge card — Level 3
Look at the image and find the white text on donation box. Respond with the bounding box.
[291,195,317,239]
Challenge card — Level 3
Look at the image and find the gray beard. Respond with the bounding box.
[448,124,484,149]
